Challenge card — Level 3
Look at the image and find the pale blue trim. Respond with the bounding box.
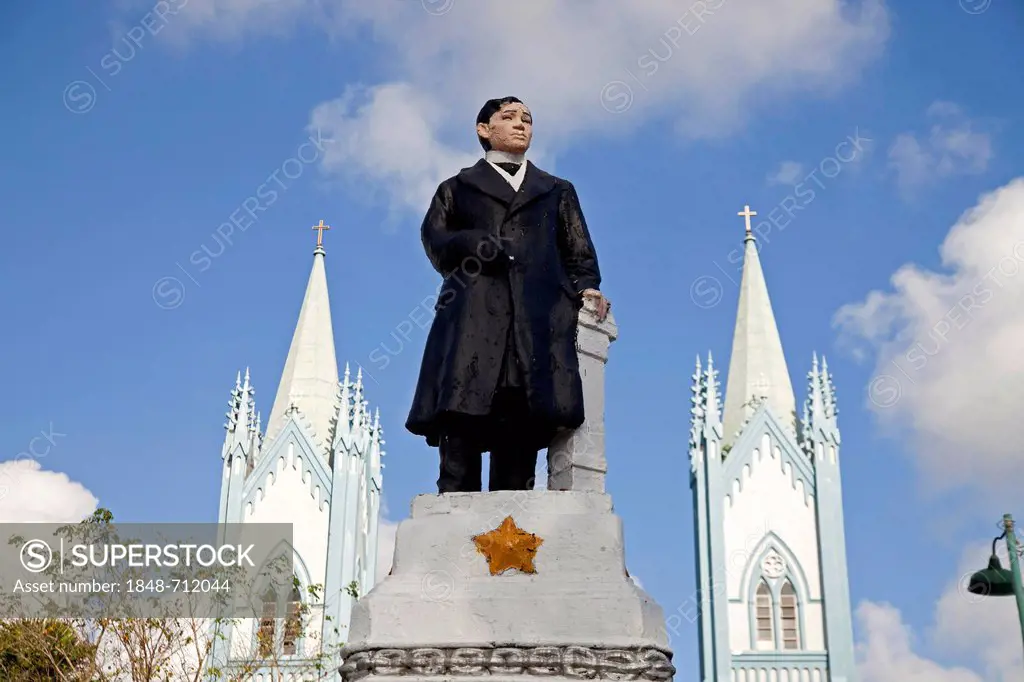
[243,418,333,512]
[224,443,247,526]
[733,650,828,668]
[216,447,233,524]
[322,447,360,663]
[211,443,249,672]
[689,427,732,680]
[705,439,732,679]
[810,431,858,681]
[689,441,717,681]
[220,657,329,675]
[722,404,815,505]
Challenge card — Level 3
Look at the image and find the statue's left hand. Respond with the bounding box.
[581,288,611,322]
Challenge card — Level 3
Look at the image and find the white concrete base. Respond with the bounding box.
[340,491,674,681]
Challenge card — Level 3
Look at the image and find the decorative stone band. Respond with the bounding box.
[340,646,675,680]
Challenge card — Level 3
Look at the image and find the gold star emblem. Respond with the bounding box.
[472,516,544,575]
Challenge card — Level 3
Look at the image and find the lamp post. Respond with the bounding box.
[967,513,1024,657]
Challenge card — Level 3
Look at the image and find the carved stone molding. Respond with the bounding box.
[340,646,675,680]
[762,549,786,579]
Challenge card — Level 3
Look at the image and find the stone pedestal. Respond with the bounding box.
[547,299,617,493]
[340,297,674,681]
[339,491,674,682]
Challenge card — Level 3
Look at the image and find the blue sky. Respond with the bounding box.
[2,1,1024,679]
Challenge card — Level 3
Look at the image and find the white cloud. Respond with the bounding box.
[888,101,993,196]
[0,460,97,523]
[834,177,1024,498]
[856,540,1024,682]
[766,161,805,186]
[128,0,890,212]
[139,0,317,45]
[855,601,984,682]
[309,83,480,216]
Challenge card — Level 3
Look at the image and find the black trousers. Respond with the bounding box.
[437,388,540,493]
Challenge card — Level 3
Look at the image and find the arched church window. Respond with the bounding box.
[257,586,277,658]
[754,580,774,648]
[780,580,799,650]
[282,582,303,655]
[256,579,303,657]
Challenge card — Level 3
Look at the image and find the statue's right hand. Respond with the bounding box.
[581,289,611,322]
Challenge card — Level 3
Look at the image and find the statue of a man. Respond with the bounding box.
[406,96,611,494]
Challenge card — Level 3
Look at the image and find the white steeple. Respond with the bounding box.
[209,222,386,680]
[721,205,796,443]
[264,225,339,455]
[688,207,857,682]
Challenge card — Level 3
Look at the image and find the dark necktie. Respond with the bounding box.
[495,162,521,175]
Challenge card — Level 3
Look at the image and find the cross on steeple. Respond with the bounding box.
[312,219,331,251]
[737,204,757,234]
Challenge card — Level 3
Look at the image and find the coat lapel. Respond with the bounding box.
[508,161,557,216]
[458,159,558,217]
[458,159,516,205]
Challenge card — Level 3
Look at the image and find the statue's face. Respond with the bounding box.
[477,102,532,154]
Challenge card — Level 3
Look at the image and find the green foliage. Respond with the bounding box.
[0,618,96,681]
[2,507,352,681]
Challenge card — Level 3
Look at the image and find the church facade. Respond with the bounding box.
[206,230,384,680]
[689,208,856,682]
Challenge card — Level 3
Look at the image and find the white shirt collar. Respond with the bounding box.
[485,150,527,190]
[485,150,526,165]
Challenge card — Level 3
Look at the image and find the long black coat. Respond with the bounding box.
[405,159,601,446]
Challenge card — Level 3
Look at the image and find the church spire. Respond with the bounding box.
[720,204,796,443]
[264,222,340,454]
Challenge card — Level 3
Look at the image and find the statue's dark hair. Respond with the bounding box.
[475,96,524,151]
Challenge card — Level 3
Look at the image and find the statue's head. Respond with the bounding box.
[476,97,532,154]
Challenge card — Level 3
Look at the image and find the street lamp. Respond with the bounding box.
[967,513,1024,655]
